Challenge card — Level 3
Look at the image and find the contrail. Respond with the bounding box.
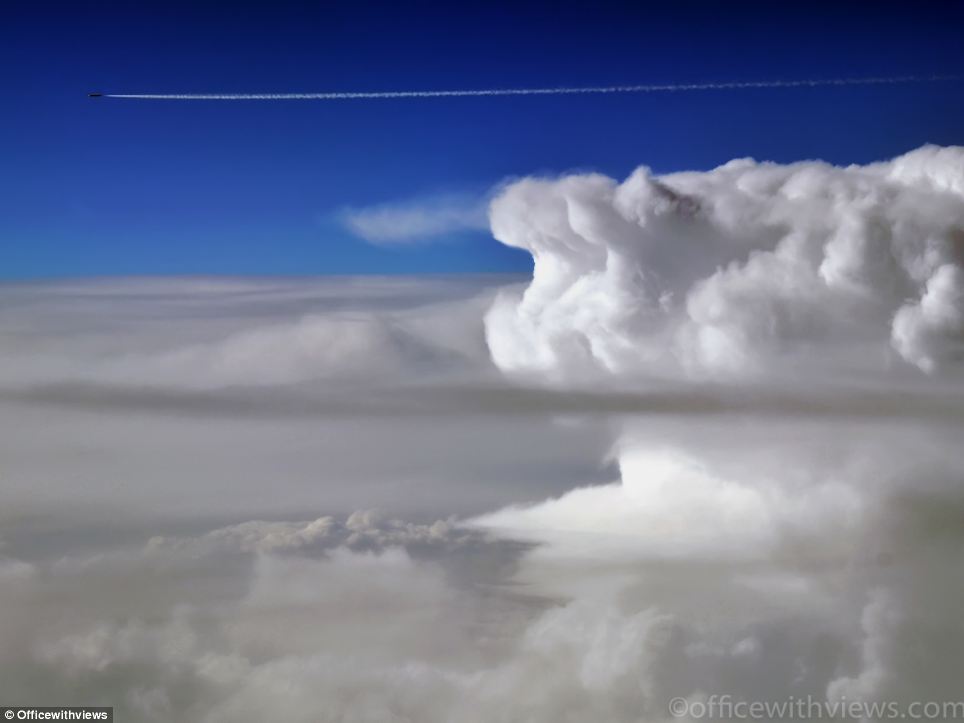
[98,74,961,100]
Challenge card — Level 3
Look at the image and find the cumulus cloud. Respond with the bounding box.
[485,145,964,380]
[341,193,489,244]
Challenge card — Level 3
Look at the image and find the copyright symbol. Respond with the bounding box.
[5,710,15,720]
[669,697,689,717]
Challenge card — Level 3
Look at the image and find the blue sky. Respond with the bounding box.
[3,0,964,279]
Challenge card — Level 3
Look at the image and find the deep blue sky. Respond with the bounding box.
[3,1,964,278]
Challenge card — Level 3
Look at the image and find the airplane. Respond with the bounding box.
[88,92,103,97]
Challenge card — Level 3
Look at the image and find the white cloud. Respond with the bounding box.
[341,193,489,244]
[484,145,964,381]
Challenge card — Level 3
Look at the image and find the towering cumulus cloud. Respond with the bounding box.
[471,146,964,722]
[486,145,964,379]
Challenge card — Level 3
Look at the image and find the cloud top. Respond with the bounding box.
[484,145,964,381]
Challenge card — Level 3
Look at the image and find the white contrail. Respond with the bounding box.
[102,75,961,100]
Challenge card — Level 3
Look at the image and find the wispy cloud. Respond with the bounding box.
[340,193,489,245]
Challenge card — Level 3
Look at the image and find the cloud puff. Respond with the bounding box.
[341,193,489,244]
[485,145,964,380]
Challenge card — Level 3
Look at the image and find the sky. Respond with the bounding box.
[3,0,964,278]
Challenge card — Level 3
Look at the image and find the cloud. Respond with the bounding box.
[472,441,860,562]
[341,193,489,244]
[471,417,962,567]
[0,275,505,390]
[0,276,614,524]
[3,148,964,721]
[6,457,964,723]
[146,509,482,557]
[484,145,964,381]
